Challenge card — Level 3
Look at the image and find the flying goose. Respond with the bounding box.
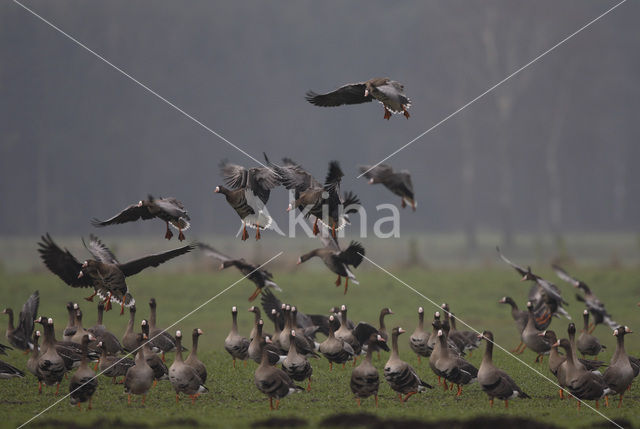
[69,334,98,410]
[169,330,208,403]
[478,331,530,407]
[199,243,282,301]
[38,234,194,314]
[254,336,304,410]
[2,290,39,350]
[305,78,411,120]
[91,195,190,241]
[384,327,433,402]
[358,164,416,210]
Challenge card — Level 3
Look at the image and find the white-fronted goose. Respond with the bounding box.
[199,244,282,301]
[297,238,364,294]
[185,328,206,384]
[254,336,304,410]
[260,288,330,338]
[249,320,285,365]
[35,317,97,372]
[92,195,190,241]
[353,319,391,357]
[498,296,528,353]
[555,338,612,410]
[409,307,430,363]
[36,317,66,394]
[224,306,250,367]
[97,341,134,384]
[38,234,194,314]
[215,160,280,240]
[306,78,411,120]
[248,306,262,341]
[553,264,617,331]
[334,305,361,359]
[358,164,415,210]
[540,330,605,384]
[442,304,480,355]
[122,305,139,353]
[148,298,178,361]
[69,334,98,410]
[63,302,76,342]
[169,330,208,403]
[282,330,313,391]
[478,331,530,407]
[521,302,551,363]
[70,309,92,345]
[2,290,39,351]
[319,315,355,370]
[385,327,432,402]
[140,320,169,383]
[124,333,154,404]
[89,302,123,355]
[351,334,387,407]
[430,327,478,396]
[577,310,606,358]
[27,331,43,392]
[603,326,634,408]
[267,156,359,238]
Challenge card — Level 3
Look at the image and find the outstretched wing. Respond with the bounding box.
[359,164,394,181]
[551,264,580,287]
[260,288,282,325]
[37,234,93,288]
[16,291,39,339]
[324,160,344,193]
[219,160,249,189]
[83,235,119,264]
[305,83,371,107]
[119,244,195,277]
[91,204,153,227]
[198,243,232,263]
[496,246,529,278]
[339,241,365,268]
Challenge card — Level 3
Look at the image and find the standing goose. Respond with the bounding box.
[319,315,355,370]
[351,334,387,407]
[199,244,282,301]
[36,318,66,395]
[140,320,169,383]
[554,338,612,410]
[297,238,365,294]
[254,337,304,410]
[603,326,634,408]
[385,327,433,402]
[248,306,262,341]
[2,290,39,351]
[477,331,530,407]
[169,330,208,403]
[63,302,77,342]
[89,302,124,355]
[96,341,134,384]
[91,195,190,241]
[249,319,268,363]
[282,330,313,391]
[358,164,416,210]
[69,334,98,410]
[70,309,93,345]
[498,296,528,353]
[124,333,154,404]
[577,310,606,358]
[35,316,99,371]
[148,298,178,361]
[224,306,250,367]
[521,302,551,363]
[38,234,194,314]
[122,305,139,353]
[447,311,481,355]
[552,264,617,331]
[305,78,411,120]
[260,288,330,338]
[539,330,605,386]
[215,160,280,240]
[27,331,43,392]
[334,305,361,358]
[430,327,478,396]
[185,328,207,384]
[409,307,430,363]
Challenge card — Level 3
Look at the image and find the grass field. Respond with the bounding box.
[0,265,639,428]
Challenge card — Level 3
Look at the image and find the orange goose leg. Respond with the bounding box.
[605,395,609,407]
[332,223,336,238]
[402,106,410,119]
[233,358,236,368]
[397,393,402,401]
[307,377,312,391]
[241,223,249,241]
[128,394,132,404]
[142,394,146,405]
[269,397,274,410]
[490,398,494,407]
[55,383,60,395]
[418,355,421,365]
[120,300,125,315]
[77,403,81,411]
[176,394,180,403]
[456,385,462,396]
[618,393,624,408]
[402,392,417,402]
[356,397,361,407]
[510,341,523,353]
[190,394,196,404]
[84,290,98,302]
[38,381,42,394]
[275,399,280,410]
[411,200,416,211]
[255,227,261,240]
[104,293,113,312]
[329,361,333,371]
[442,380,448,391]
[335,276,341,287]
[559,389,564,400]
[383,106,392,120]
[401,199,407,209]
[178,227,185,241]
[504,400,509,408]
[449,383,454,391]
[248,287,262,302]
[164,221,173,240]
[313,218,319,235]
[577,400,581,411]
[344,278,349,295]
[375,394,379,408]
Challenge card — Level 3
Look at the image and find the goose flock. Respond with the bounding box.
[0,78,637,418]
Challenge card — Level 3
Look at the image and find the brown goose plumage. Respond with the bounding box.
[351,333,387,407]
[254,337,304,410]
[224,306,250,367]
[385,327,432,402]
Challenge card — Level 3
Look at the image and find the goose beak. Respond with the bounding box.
[364,89,369,97]
[77,271,84,279]
[286,204,293,212]
[296,258,302,265]
[214,186,220,193]
[552,340,560,347]
[368,178,374,184]
[477,333,483,339]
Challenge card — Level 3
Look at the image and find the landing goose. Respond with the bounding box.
[297,238,364,294]
[185,328,207,384]
[124,333,154,404]
[359,164,416,210]
[2,290,39,351]
[603,326,634,408]
[254,336,304,410]
[91,195,190,241]
[478,331,530,407]
[305,78,411,120]
[577,310,606,358]
[319,315,355,370]
[224,306,250,367]
[351,334,387,407]
[169,330,208,403]
[69,334,98,410]
[384,327,432,402]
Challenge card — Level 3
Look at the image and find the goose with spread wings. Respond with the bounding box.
[359,164,416,211]
[297,236,364,294]
[198,243,281,301]
[215,160,280,241]
[266,155,359,238]
[91,195,190,241]
[305,78,411,120]
[38,234,194,314]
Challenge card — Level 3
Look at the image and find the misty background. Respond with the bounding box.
[1,0,639,269]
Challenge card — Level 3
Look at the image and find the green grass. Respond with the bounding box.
[0,267,639,428]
